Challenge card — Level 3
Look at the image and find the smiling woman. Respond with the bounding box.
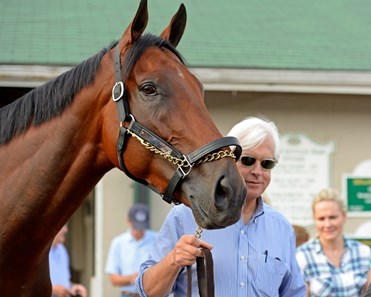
[296,188,371,297]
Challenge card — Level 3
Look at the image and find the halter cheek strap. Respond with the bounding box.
[112,45,242,204]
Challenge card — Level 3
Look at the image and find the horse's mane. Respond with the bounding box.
[0,41,117,144]
[0,34,184,145]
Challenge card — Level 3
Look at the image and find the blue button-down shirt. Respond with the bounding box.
[105,230,158,293]
[49,243,71,290]
[136,198,305,297]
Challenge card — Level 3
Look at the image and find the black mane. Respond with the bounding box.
[0,42,117,144]
[0,34,184,145]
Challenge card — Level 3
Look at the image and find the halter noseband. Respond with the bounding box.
[112,45,242,204]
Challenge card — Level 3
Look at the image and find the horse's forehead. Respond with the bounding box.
[134,47,190,79]
[127,47,207,125]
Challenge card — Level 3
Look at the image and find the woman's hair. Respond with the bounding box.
[227,116,280,161]
[312,188,347,214]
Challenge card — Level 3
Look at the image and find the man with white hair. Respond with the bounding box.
[136,116,306,296]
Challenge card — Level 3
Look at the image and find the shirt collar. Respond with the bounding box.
[313,236,348,253]
[313,237,322,253]
[128,230,146,243]
[236,196,265,228]
[252,196,265,223]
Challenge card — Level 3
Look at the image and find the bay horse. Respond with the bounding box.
[0,0,246,295]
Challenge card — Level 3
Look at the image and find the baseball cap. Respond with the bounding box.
[129,204,150,230]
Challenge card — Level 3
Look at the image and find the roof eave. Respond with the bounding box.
[2,65,371,95]
[194,68,371,95]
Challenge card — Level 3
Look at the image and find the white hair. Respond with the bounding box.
[227,116,280,161]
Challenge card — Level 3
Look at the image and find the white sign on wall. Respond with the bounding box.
[266,134,335,226]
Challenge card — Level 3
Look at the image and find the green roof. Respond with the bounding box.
[1,0,371,70]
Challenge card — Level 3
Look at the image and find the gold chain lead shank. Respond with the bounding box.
[195,226,203,239]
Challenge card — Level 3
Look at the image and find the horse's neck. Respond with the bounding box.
[5,109,103,178]
[0,92,112,243]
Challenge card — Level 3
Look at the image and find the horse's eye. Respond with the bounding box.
[140,83,157,96]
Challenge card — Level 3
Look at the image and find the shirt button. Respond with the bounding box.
[241,230,245,234]
[240,255,246,261]
[240,282,245,287]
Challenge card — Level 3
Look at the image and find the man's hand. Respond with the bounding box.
[52,284,71,297]
[171,235,213,267]
[70,283,87,297]
[129,272,138,285]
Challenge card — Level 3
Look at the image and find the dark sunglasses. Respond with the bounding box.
[239,155,276,170]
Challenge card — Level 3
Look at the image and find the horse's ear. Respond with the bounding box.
[120,0,148,48]
[160,4,187,47]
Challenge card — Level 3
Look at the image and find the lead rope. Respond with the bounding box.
[186,227,215,297]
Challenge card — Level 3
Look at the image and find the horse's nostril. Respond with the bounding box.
[214,175,231,210]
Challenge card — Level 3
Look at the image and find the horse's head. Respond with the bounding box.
[103,0,246,229]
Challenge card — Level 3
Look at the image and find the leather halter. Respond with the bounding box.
[112,45,242,204]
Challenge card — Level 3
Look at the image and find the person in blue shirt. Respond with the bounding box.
[49,225,87,297]
[105,204,158,297]
[135,116,306,297]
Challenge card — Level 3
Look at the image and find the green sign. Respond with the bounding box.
[347,178,371,212]
[349,237,371,247]
[357,238,371,247]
